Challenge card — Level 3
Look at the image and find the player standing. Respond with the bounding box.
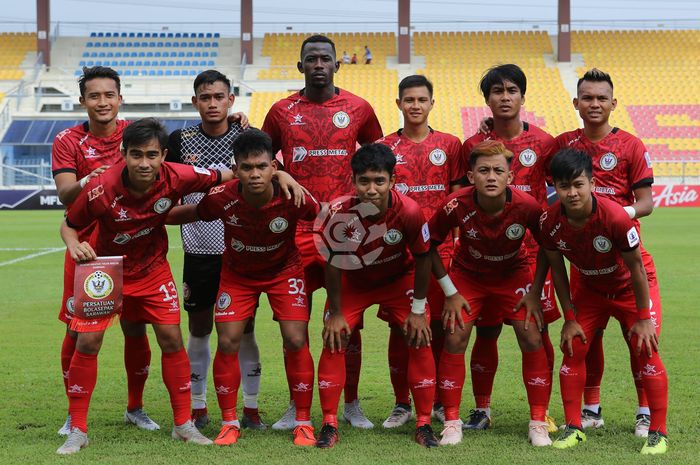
[429,141,552,447]
[534,148,668,455]
[167,129,319,446]
[56,118,229,454]
[460,64,559,432]
[316,143,438,448]
[51,66,156,435]
[376,75,464,427]
[262,34,383,429]
[553,69,658,436]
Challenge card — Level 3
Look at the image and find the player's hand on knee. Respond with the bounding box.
[322,312,350,353]
[514,291,543,332]
[628,319,658,357]
[560,320,586,357]
[69,241,97,262]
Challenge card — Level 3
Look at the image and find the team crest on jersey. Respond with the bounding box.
[395,183,409,195]
[153,198,172,214]
[217,292,232,310]
[231,238,245,252]
[269,217,289,233]
[292,146,308,162]
[383,229,403,245]
[506,223,525,240]
[593,235,612,253]
[332,111,350,128]
[599,152,617,171]
[429,149,447,166]
[83,270,114,300]
[519,149,537,167]
[66,297,75,314]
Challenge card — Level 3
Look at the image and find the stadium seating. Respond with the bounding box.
[0,32,35,80]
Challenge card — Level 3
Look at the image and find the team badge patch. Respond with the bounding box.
[505,223,525,240]
[269,217,289,233]
[153,197,172,213]
[599,152,617,171]
[332,111,350,128]
[519,149,537,167]
[217,292,232,310]
[429,149,447,166]
[384,228,403,245]
[231,238,245,252]
[593,235,612,253]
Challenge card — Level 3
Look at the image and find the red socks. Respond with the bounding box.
[470,334,498,409]
[67,351,98,432]
[124,334,150,411]
[407,346,436,427]
[318,348,345,427]
[60,333,77,393]
[388,330,410,405]
[286,345,314,422]
[161,349,192,426]
[437,350,465,421]
[522,348,550,421]
[213,350,240,422]
[344,330,362,403]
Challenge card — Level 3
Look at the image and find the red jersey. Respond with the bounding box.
[539,195,642,295]
[196,180,320,280]
[553,128,653,213]
[66,162,221,279]
[461,122,554,208]
[321,190,429,288]
[261,88,383,208]
[429,186,542,276]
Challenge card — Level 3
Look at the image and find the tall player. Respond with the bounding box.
[535,148,668,455]
[56,118,228,454]
[553,69,658,437]
[51,66,156,435]
[376,75,464,428]
[316,143,438,449]
[261,34,383,429]
[429,140,552,447]
[460,64,559,432]
[166,129,319,447]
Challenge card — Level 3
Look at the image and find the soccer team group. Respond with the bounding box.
[51,34,669,455]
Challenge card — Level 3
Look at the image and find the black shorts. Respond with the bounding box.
[182,253,222,312]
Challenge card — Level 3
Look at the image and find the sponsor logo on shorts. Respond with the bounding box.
[154,197,172,214]
[332,111,350,128]
[593,235,612,253]
[506,223,525,240]
[599,152,617,171]
[217,292,232,310]
[383,228,403,245]
[83,270,114,299]
[269,217,289,233]
[429,148,447,166]
[519,148,537,167]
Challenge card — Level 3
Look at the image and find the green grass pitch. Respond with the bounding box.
[1,208,698,464]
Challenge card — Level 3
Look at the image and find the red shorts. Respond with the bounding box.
[339,272,429,330]
[215,270,310,323]
[296,229,326,295]
[452,267,534,326]
[69,263,181,332]
[58,250,76,324]
[571,282,662,337]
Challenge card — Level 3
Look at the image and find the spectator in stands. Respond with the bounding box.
[364,45,372,64]
[342,51,351,64]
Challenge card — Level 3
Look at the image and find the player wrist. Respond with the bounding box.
[637,307,651,320]
[411,297,427,315]
[563,308,576,322]
[623,205,636,219]
[437,275,458,297]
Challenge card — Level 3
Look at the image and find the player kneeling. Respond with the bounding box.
[429,141,552,447]
[167,129,319,447]
[57,118,226,454]
[531,149,668,455]
[315,143,438,449]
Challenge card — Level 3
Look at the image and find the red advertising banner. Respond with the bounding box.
[652,185,700,208]
[73,256,123,320]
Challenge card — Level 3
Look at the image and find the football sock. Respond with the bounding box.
[187,333,210,410]
[522,347,549,421]
[344,330,362,404]
[437,350,465,422]
[560,338,588,429]
[388,329,410,405]
[124,334,150,411]
[161,349,192,426]
[632,336,668,435]
[318,348,345,427]
[583,331,604,406]
[213,350,240,422]
[60,332,77,394]
[68,351,98,433]
[407,345,436,427]
[239,331,262,409]
[285,345,314,422]
[470,334,498,409]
